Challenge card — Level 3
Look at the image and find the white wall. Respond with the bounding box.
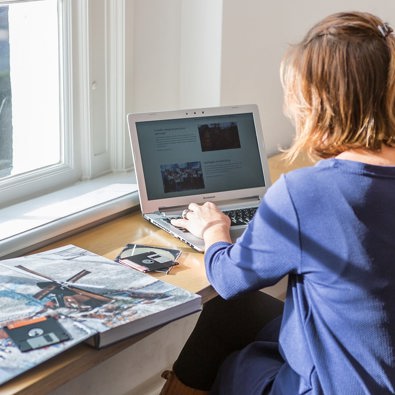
[128,0,395,156]
[129,0,222,113]
[220,0,395,155]
[179,1,222,108]
[129,0,181,112]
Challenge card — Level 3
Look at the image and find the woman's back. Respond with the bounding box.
[276,158,395,393]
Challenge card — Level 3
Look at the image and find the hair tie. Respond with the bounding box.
[378,23,393,38]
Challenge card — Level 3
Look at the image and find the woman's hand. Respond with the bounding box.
[171,202,232,248]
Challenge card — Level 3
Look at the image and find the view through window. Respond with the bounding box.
[0,6,11,177]
[0,1,61,180]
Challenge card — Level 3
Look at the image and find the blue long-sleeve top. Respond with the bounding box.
[205,159,395,394]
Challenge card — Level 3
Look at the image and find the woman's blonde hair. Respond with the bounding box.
[281,11,395,161]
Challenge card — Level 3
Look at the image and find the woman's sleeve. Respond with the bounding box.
[204,174,301,299]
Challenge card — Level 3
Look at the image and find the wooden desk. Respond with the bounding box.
[33,211,217,304]
[0,212,214,395]
[0,153,313,395]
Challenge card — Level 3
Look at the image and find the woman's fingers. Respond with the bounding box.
[171,202,231,241]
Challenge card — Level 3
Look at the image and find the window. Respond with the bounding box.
[0,1,61,179]
[0,1,134,258]
[0,6,12,178]
[0,0,131,210]
[0,0,77,208]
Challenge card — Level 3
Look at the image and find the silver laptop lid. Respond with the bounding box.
[127,104,271,214]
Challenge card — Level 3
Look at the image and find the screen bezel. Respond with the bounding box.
[127,104,271,213]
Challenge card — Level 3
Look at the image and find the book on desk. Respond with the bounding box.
[0,245,201,385]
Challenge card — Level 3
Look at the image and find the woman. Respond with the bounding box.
[160,11,395,394]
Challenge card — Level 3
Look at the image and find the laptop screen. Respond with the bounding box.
[135,112,266,201]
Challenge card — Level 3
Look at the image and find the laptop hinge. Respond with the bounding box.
[158,196,261,216]
[157,205,189,216]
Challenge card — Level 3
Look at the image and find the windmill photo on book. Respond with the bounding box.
[15,264,113,310]
[0,245,201,385]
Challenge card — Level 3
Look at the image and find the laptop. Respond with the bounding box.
[127,104,271,252]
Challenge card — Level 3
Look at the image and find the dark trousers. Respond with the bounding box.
[173,291,284,391]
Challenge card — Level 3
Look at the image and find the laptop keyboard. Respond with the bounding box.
[164,207,258,227]
[223,207,258,226]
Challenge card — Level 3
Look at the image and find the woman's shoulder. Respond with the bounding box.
[274,159,337,189]
[284,158,337,177]
[266,159,342,207]
[283,157,395,183]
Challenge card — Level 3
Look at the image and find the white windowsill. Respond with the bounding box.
[0,171,140,259]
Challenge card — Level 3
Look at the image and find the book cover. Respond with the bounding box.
[0,245,201,385]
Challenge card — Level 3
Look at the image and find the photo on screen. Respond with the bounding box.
[198,122,241,152]
[160,161,205,193]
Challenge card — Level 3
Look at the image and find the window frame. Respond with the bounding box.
[0,0,131,208]
[0,0,137,259]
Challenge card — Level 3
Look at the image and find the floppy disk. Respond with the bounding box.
[119,251,176,272]
[4,316,71,352]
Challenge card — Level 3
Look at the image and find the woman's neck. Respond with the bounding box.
[336,146,395,166]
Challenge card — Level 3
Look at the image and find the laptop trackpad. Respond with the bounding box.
[230,227,244,242]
